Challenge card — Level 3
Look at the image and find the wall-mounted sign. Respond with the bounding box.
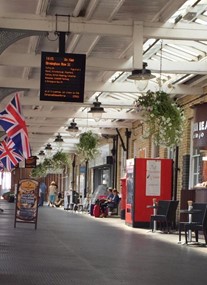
[126,158,134,205]
[192,103,207,149]
[25,156,37,168]
[14,179,39,229]
[40,52,86,103]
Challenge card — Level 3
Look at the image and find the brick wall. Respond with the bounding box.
[115,91,207,204]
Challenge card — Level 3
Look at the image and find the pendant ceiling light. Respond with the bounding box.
[45,143,52,150]
[54,133,64,149]
[45,143,52,156]
[38,150,45,162]
[66,119,79,133]
[88,97,106,122]
[128,62,155,91]
[38,150,45,156]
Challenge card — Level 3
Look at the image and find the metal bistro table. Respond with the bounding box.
[179,208,202,244]
[147,204,158,231]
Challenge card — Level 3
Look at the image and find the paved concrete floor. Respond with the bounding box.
[0,200,206,285]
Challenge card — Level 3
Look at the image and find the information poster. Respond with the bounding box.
[126,159,134,204]
[40,51,86,103]
[146,160,161,196]
[14,179,39,229]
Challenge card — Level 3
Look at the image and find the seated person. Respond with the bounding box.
[54,198,64,207]
[54,192,64,207]
[101,189,120,217]
[106,187,114,201]
[100,187,114,213]
[107,189,120,209]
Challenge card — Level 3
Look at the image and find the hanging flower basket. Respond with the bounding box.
[76,131,99,161]
[134,90,185,147]
[30,151,71,178]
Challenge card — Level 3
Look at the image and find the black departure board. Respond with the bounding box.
[40,52,86,102]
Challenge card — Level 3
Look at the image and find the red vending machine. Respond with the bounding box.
[120,177,126,220]
[125,158,173,228]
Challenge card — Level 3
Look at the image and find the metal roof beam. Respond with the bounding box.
[0,77,202,95]
[2,53,207,75]
[0,15,133,36]
[1,15,207,40]
[144,21,207,41]
[23,109,137,120]
[27,120,132,129]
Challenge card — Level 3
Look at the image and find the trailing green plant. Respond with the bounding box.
[43,158,54,169]
[30,162,47,178]
[30,151,71,178]
[134,90,185,147]
[52,151,71,169]
[76,131,99,161]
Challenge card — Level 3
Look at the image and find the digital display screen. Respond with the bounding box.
[40,52,86,102]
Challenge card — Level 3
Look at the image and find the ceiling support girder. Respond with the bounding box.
[0,78,202,95]
[1,18,207,41]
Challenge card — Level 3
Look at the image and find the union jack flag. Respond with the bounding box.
[0,94,31,159]
[0,160,4,172]
[0,136,24,171]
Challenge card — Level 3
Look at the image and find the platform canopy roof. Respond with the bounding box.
[0,0,207,156]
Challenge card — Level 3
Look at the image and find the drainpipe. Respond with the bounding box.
[71,154,76,203]
[125,128,132,159]
[84,160,88,198]
[173,146,179,201]
[111,135,118,188]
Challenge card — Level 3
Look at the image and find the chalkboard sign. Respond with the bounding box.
[40,52,86,102]
[14,179,39,229]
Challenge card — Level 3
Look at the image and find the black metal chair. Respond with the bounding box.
[150,200,179,233]
[178,203,207,243]
[184,205,207,245]
[167,200,179,230]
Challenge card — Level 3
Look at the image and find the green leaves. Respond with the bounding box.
[30,162,47,178]
[30,151,71,178]
[76,131,99,161]
[135,91,185,147]
[52,151,71,168]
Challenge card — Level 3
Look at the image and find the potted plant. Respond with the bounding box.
[76,131,99,161]
[30,151,71,178]
[76,131,99,197]
[30,162,47,178]
[52,151,71,169]
[134,90,185,147]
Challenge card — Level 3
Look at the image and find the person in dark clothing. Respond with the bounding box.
[38,181,47,206]
[54,192,64,207]
[100,187,114,214]
[107,189,120,208]
[100,189,120,217]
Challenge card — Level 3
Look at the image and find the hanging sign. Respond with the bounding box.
[192,103,207,149]
[14,179,39,229]
[40,51,86,103]
[25,156,37,168]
